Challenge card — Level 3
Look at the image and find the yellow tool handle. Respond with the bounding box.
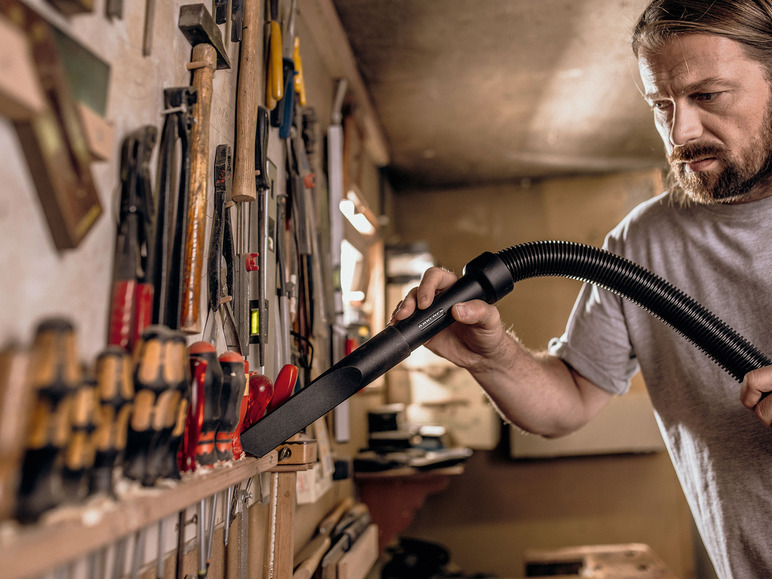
[267,20,283,105]
[293,36,306,107]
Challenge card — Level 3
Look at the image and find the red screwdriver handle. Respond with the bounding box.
[266,364,298,413]
[179,357,207,473]
[215,352,246,461]
[244,372,274,427]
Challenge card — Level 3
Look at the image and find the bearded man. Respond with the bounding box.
[392,1,772,577]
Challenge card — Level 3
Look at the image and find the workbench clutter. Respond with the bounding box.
[353,404,473,474]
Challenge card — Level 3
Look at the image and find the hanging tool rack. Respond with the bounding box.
[0,0,389,577]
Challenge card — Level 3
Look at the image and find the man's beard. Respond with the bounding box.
[667,109,772,205]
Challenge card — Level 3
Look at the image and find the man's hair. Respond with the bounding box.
[634,1,772,206]
[633,0,772,78]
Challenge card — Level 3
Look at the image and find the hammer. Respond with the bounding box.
[231,0,261,203]
[178,4,231,334]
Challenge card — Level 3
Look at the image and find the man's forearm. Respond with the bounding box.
[468,333,613,438]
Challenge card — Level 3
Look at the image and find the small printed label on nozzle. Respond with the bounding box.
[418,309,445,331]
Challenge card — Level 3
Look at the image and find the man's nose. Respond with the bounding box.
[669,103,703,147]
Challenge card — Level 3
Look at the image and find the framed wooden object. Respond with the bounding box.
[3,0,102,250]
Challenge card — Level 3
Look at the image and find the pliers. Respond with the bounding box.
[204,144,243,354]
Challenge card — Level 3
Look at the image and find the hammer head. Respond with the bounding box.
[178,3,231,70]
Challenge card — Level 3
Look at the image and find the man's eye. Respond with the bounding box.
[650,101,670,111]
[695,92,717,102]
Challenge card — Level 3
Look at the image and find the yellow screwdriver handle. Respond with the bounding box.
[268,21,283,103]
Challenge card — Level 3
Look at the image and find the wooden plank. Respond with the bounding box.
[0,14,45,120]
[0,452,277,578]
[76,102,114,161]
[264,470,296,578]
[337,524,378,579]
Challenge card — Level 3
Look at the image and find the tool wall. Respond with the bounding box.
[0,0,388,577]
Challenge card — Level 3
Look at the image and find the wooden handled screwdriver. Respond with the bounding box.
[89,345,133,496]
[144,330,189,482]
[123,326,187,486]
[60,373,97,504]
[15,318,82,523]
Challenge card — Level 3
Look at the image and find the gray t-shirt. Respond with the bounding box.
[549,191,772,578]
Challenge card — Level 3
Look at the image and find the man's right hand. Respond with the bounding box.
[388,266,509,372]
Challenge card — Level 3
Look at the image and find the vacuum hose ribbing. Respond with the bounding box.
[495,240,771,382]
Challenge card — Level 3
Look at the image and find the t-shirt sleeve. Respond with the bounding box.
[548,277,640,397]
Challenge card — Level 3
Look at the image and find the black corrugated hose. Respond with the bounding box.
[495,240,771,382]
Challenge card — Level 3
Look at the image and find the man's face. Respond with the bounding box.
[639,34,772,204]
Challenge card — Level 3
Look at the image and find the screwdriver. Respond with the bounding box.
[90,346,133,496]
[188,341,222,467]
[234,364,299,459]
[265,363,298,414]
[215,351,246,462]
[233,371,274,457]
[124,326,187,486]
[15,318,82,523]
[180,347,207,473]
[145,330,189,481]
[61,373,97,504]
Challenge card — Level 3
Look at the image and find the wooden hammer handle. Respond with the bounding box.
[180,42,217,334]
[231,0,260,203]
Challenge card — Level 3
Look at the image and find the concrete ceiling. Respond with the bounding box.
[331,0,669,190]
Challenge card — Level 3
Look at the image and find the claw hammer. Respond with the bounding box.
[177,4,231,334]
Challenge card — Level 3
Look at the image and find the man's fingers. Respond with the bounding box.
[389,288,417,323]
[451,300,500,329]
[740,366,772,407]
[416,267,458,309]
[741,366,772,427]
